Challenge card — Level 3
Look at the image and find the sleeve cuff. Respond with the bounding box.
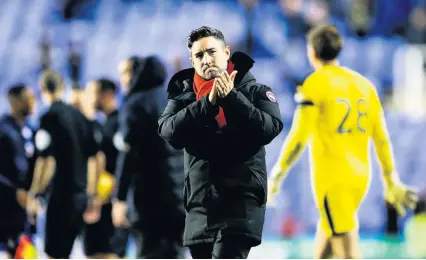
[16,183,26,190]
[201,96,219,117]
[218,89,238,107]
[115,190,128,201]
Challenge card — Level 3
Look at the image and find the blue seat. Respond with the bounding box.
[339,37,359,71]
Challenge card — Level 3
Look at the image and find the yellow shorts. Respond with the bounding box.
[316,184,368,237]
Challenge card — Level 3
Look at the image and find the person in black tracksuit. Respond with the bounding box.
[113,55,185,258]
[27,70,100,259]
[158,26,283,259]
[83,79,129,258]
[0,85,36,258]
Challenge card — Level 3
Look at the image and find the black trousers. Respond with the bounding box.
[130,212,185,259]
[189,236,252,259]
[132,227,184,259]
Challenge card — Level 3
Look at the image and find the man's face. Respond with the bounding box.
[85,81,100,110]
[118,60,133,93]
[190,36,231,80]
[15,88,36,117]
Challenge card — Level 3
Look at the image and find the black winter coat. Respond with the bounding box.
[115,56,184,232]
[158,52,283,246]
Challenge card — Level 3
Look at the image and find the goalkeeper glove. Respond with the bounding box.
[383,172,418,216]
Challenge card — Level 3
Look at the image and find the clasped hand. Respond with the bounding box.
[208,70,238,104]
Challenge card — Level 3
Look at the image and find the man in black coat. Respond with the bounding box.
[158,26,283,259]
[113,55,185,258]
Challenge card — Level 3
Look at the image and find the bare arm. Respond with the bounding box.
[96,151,106,175]
[16,189,28,208]
[86,151,106,196]
[29,156,56,195]
[87,156,98,196]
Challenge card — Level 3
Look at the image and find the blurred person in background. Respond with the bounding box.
[39,35,51,71]
[268,24,418,259]
[0,85,36,259]
[279,0,310,39]
[82,79,129,259]
[234,0,257,55]
[158,26,283,259]
[112,55,185,258]
[26,69,101,259]
[305,0,330,29]
[68,42,85,112]
[348,0,373,36]
[406,4,426,43]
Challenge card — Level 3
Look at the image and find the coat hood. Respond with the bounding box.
[127,55,167,97]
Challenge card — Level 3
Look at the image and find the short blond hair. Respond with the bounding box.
[40,69,65,93]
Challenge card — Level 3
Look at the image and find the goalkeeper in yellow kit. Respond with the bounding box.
[268,24,418,259]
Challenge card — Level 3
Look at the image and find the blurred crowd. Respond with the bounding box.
[1,0,425,105]
[60,0,426,43]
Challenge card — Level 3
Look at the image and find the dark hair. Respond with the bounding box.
[187,26,226,50]
[128,56,143,73]
[96,78,117,94]
[307,24,343,62]
[7,84,27,100]
[40,69,65,93]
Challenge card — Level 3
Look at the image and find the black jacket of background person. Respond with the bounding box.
[115,56,185,230]
[158,52,283,246]
[0,115,28,229]
[100,110,119,176]
[36,101,99,211]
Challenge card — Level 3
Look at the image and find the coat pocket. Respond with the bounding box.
[184,169,211,212]
[250,170,267,205]
[215,164,267,207]
[183,173,190,212]
[241,162,267,206]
